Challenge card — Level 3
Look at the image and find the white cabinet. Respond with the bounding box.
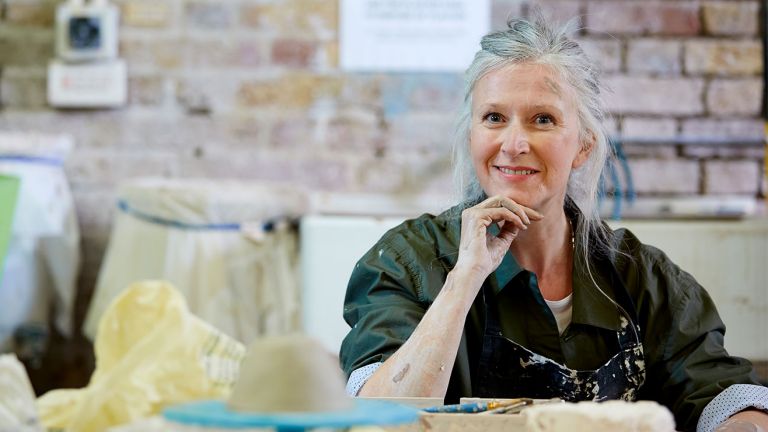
[610,219,768,360]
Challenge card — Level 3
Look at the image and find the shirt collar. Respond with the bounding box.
[569,206,623,332]
[489,202,623,332]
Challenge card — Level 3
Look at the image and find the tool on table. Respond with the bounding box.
[422,397,561,414]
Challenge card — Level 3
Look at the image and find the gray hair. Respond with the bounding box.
[452,14,612,253]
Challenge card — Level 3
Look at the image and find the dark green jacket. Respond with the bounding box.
[340,204,761,431]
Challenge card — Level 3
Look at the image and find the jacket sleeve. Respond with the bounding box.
[339,237,431,378]
[634,245,761,432]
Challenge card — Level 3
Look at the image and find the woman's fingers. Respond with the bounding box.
[473,195,541,231]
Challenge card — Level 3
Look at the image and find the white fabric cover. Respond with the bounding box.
[0,354,42,431]
[84,178,307,344]
[0,133,80,353]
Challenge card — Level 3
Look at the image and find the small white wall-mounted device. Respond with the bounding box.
[48,0,127,108]
[55,0,118,62]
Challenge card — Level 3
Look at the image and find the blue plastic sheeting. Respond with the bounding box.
[164,399,419,430]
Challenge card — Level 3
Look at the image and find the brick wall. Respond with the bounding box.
[0,0,765,389]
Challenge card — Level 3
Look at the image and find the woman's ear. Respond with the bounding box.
[572,131,596,169]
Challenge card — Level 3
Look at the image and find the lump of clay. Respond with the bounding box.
[226,334,354,413]
[524,400,676,432]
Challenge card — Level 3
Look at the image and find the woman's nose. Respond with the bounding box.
[499,123,530,156]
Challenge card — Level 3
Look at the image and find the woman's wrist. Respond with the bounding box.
[446,266,486,303]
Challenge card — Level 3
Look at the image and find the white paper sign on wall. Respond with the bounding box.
[340,0,491,72]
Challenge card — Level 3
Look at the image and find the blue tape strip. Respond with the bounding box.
[0,155,63,166]
[117,200,243,231]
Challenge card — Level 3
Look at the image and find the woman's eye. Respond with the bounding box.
[535,114,554,125]
[484,113,503,123]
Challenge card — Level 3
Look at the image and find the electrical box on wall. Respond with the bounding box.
[47,0,126,108]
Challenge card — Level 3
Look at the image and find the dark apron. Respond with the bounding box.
[473,284,646,401]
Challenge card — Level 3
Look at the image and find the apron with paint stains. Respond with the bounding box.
[473,284,646,401]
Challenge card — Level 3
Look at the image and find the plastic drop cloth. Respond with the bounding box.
[0,354,43,432]
[0,133,80,356]
[84,178,306,344]
[37,280,246,432]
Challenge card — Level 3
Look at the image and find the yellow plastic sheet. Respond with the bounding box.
[37,281,245,432]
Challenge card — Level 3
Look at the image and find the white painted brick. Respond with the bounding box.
[681,118,764,141]
[604,76,705,115]
[626,39,682,75]
[622,117,679,140]
[628,159,700,194]
[352,154,452,194]
[704,160,761,195]
[707,78,762,116]
[387,113,455,156]
[685,39,762,75]
[683,145,765,159]
[621,144,678,159]
[702,1,760,37]
[65,150,180,189]
[577,38,622,73]
[0,68,47,108]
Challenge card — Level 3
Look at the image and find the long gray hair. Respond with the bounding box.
[452,14,613,255]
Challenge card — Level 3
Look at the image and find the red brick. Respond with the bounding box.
[702,1,759,37]
[586,2,700,36]
[707,78,762,116]
[704,160,761,195]
[271,39,318,68]
[685,40,762,76]
[603,76,705,115]
[628,159,700,194]
[626,39,682,75]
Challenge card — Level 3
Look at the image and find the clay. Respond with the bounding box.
[226,334,354,413]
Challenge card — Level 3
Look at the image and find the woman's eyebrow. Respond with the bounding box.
[543,77,563,96]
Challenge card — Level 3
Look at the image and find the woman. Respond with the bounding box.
[339,16,768,432]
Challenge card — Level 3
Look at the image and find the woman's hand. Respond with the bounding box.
[453,195,543,285]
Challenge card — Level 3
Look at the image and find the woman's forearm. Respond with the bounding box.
[358,269,482,397]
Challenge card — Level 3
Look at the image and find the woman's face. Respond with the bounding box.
[469,62,590,214]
